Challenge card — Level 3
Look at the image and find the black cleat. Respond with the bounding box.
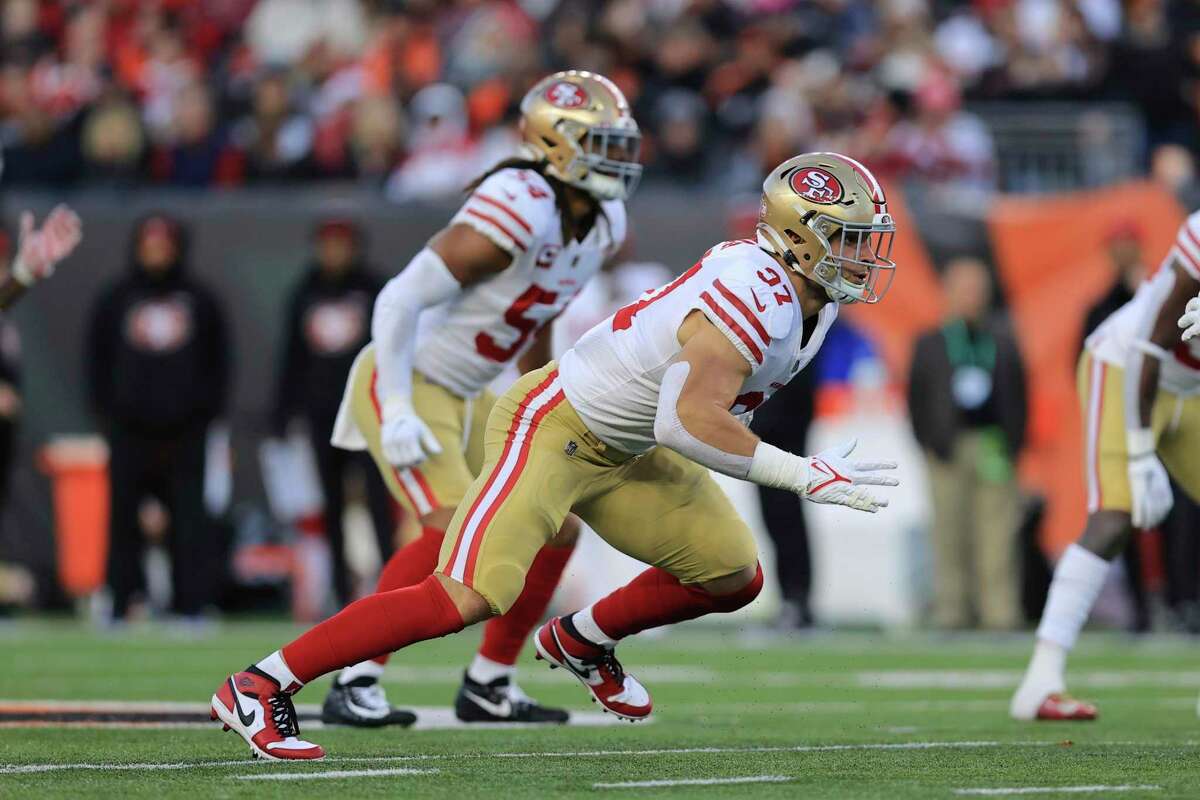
[454,672,569,724]
[320,675,417,728]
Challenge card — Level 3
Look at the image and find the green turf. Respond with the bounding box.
[1,618,1197,798]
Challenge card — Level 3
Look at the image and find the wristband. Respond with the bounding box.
[1126,427,1156,459]
[746,442,811,494]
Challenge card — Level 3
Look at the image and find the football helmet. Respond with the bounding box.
[519,70,642,202]
[756,152,896,304]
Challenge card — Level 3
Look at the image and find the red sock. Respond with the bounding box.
[282,575,464,684]
[370,526,445,666]
[478,544,574,666]
[589,563,764,641]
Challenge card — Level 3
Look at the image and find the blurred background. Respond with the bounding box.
[1,0,1199,636]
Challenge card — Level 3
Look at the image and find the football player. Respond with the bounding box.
[1011,211,1200,721]
[0,205,82,309]
[209,152,900,760]
[257,71,637,741]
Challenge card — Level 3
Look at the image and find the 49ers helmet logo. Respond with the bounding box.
[544,81,589,109]
[789,167,844,204]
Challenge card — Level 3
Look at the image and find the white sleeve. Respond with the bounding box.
[691,264,793,371]
[372,248,461,403]
[1122,269,1175,432]
[450,168,557,258]
[1172,212,1200,281]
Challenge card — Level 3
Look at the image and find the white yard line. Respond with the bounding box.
[0,740,1057,775]
[857,671,1200,690]
[953,786,1161,796]
[235,768,439,781]
[595,775,792,789]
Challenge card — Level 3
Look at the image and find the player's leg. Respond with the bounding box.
[535,448,762,720]
[1152,394,1200,716]
[209,365,591,758]
[455,381,577,723]
[321,350,474,725]
[1011,354,1164,720]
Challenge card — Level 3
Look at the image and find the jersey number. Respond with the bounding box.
[475,285,559,362]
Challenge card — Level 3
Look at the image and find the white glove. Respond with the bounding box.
[379,396,442,468]
[1126,428,1173,529]
[800,439,899,513]
[1179,295,1200,343]
[11,205,82,285]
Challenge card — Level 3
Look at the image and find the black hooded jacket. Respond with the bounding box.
[272,261,384,432]
[86,216,231,435]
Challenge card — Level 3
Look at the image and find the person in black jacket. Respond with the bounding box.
[86,213,230,621]
[273,218,394,606]
[909,256,1027,630]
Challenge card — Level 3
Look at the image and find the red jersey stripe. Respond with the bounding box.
[464,208,528,252]
[714,278,770,346]
[473,194,534,234]
[701,291,763,363]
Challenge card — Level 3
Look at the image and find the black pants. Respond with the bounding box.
[750,367,816,623]
[308,416,395,607]
[105,425,213,618]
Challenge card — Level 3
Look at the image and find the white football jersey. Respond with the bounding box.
[413,167,625,397]
[559,239,837,454]
[1088,211,1200,395]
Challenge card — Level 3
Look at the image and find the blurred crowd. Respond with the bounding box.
[2,0,1199,198]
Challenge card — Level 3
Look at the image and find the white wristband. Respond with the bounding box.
[1126,428,1155,459]
[747,442,811,494]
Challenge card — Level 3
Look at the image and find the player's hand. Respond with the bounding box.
[1126,429,1172,528]
[379,396,442,468]
[12,205,83,285]
[800,438,898,513]
[1179,295,1200,342]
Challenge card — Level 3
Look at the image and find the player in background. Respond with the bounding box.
[0,205,83,309]
[1011,212,1200,721]
[282,70,637,732]
[208,152,899,761]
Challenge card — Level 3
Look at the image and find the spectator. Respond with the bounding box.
[0,228,29,609]
[273,217,393,606]
[909,257,1027,630]
[86,214,231,621]
[153,82,240,187]
[233,69,314,183]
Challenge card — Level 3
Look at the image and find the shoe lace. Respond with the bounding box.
[267,692,300,738]
[586,650,625,685]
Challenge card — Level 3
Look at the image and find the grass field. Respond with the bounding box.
[1,619,1198,798]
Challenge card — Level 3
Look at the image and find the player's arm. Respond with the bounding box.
[654,312,898,513]
[1123,260,1199,526]
[371,223,511,467]
[0,206,83,310]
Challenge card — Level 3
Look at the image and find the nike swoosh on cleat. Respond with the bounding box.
[462,690,512,718]
[230,679,256,727]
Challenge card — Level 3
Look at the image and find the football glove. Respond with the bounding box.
[800,439,899,513]
[1179,295,1200,343]
[380,396,442,469]
[1126,428,1172,529]
[12,205,82,285]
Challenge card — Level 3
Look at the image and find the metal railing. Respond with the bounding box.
[973,102,1145,193]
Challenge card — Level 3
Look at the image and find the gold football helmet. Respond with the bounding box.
[519,70,642,201]
[756,152,896,304]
